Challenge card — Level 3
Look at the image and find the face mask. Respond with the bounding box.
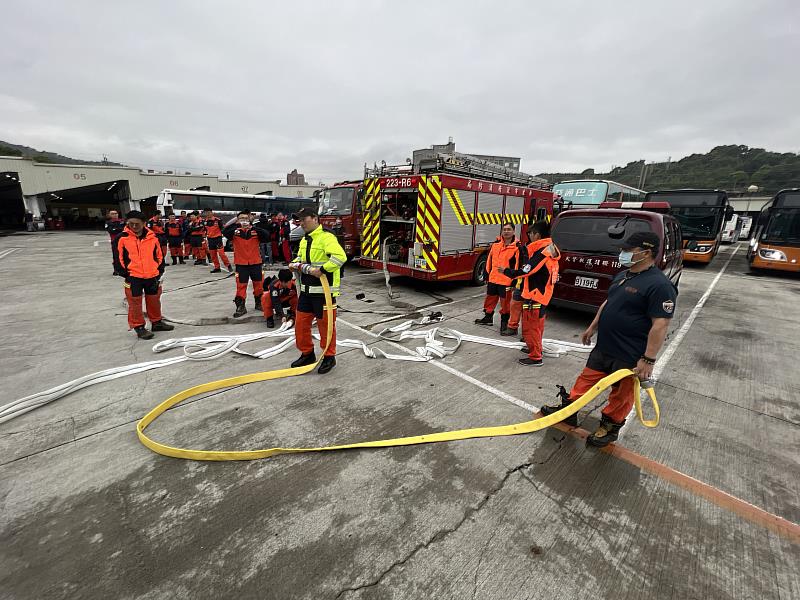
[619,250,645,267]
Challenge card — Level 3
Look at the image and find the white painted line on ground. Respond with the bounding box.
[0,248,21,260]
[653,245,739,381]
[93,239,110,247]
[338,316,538,414]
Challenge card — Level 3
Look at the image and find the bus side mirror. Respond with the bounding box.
[687,240,698,251]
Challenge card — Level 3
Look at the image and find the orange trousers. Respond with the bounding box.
[521,306,546,360]
[124,286,162,329]
[569,367,635,423]
[484,288,512,314]
[295,308,337,357]
[508,298,522,330]
[209,248,230,269]
[261,292,298,319]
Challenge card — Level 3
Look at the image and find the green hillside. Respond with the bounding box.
[537,145,800,195]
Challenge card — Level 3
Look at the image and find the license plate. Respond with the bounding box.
[575,276,598,289]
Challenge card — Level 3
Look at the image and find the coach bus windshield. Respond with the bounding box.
[655,193,726,240]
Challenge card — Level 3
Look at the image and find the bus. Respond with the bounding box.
[645,189,732,264]
[747,188,800,273]
[156,189,316,219]
[552,180,646,212]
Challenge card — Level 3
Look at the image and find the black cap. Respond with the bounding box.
[296,207,318,219]
[618,231,660,252]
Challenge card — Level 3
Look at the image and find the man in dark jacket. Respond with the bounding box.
[105,209,126,276]
[539,231,677,447]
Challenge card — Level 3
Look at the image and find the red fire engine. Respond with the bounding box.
[359,153,554,284]
[318,180,364,259]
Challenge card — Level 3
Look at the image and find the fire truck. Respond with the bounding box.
[318,180,364,259]
[358,152,554,284]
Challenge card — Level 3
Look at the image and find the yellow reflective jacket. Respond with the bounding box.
[295,225,347,297]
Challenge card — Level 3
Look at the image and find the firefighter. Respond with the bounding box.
[222,211,272,317]
[539,231,677,446]
[185,212,208,265]
[257,213,274,265]
[105,209,126,276]
[475,223,521,331]
[261,268,298,328]
[179,210,192,259]
[202,207,233,273]
[276,212,292,263]
[288,207,347,374]
[499,221,560,367]
[146,211,168,260]
[502,279,525,338]
[114,211,174,340]
[165,214,186,265]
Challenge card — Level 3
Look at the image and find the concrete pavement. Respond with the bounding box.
[1,232,798,599]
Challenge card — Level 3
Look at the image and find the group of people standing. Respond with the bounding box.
[105,207,346,375]
[104,206,678,441]
[476,220,677,447]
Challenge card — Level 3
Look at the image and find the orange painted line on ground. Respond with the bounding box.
[552,422,800,544]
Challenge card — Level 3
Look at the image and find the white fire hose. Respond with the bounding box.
[0,316,592,425]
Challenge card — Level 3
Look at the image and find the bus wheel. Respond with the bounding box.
[471,253,488,286]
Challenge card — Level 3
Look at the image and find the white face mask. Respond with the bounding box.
[619,249,646,267]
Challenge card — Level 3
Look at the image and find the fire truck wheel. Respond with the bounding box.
[471,253,488,286]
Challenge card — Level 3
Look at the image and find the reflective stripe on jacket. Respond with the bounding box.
[295,225,347,297]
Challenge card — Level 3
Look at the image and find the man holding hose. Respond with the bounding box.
[540,231,677,446]
[288,208,347,375]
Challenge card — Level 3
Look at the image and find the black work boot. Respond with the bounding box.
[210,267,221,273]
[539,385,578,427]
[179,256,186,264]
[291,352,316,368]
[500,313,510,332]
[474,312,494,326]
[151,320,174,332]
[265,316,275,328]
[134,326,154,340]
[318,356,336,374]
[233,297,247,318]
[254,296,262,311]
[587,416,626,447]
[171,256,177,265]
[501,326,518,336]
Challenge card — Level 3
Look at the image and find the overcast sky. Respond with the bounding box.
[2,0,798,183]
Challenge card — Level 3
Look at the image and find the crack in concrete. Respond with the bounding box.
[334,445,563,599]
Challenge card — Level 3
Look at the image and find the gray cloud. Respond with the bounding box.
[1,0,798,182]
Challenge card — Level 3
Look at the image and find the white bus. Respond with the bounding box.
[156,189,316,219]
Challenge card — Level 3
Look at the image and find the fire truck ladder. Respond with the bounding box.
[365,153,551,190]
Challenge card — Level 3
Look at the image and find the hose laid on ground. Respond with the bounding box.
[0,309,595,424]
[136,278,659,461]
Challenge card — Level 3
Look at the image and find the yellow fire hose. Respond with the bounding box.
[137,278,660,461]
